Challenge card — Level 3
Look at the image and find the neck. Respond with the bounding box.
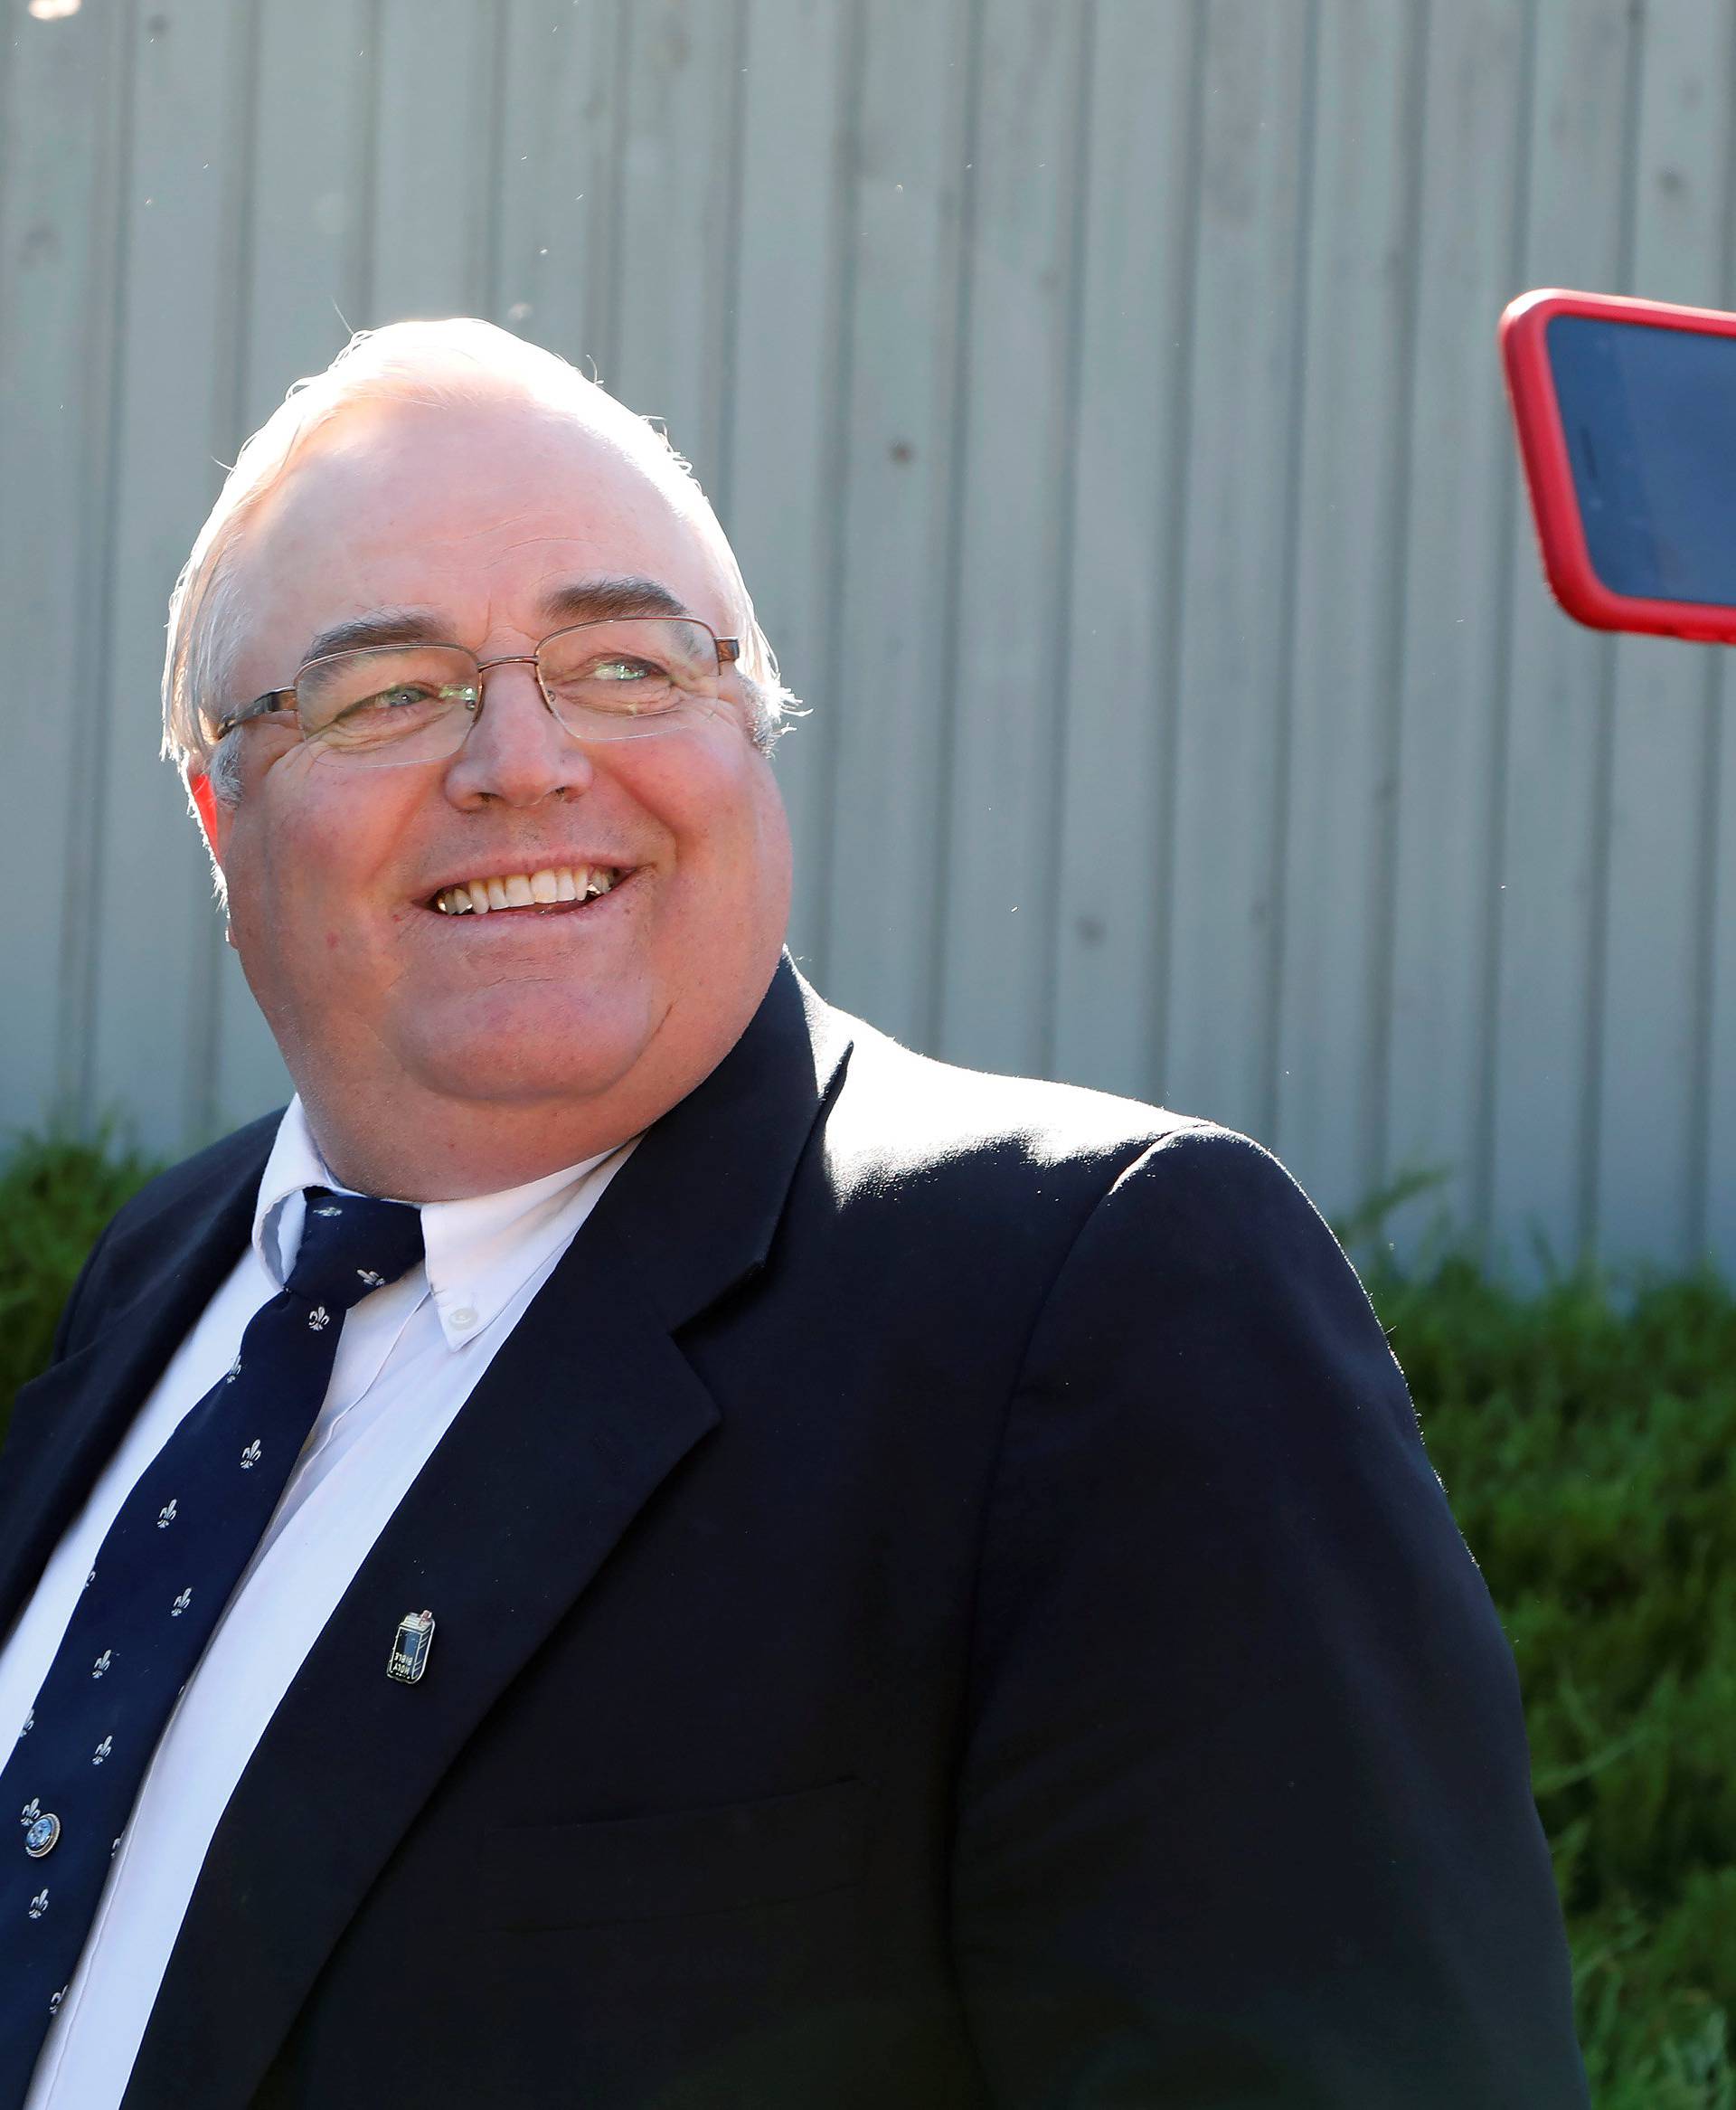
[279,958,785,1202]
[294,1085,673,1202]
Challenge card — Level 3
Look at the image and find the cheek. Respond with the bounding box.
[642,738,784,860]
[675,774,792,957]
[738,765,794,892]
[225,779,402,966]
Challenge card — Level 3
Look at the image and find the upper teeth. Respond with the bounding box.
[433,866,621,915]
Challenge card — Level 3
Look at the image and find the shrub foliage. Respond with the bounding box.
[0,1132,1731,2103]
[0,1131,165,1412]
[1373,1257,1736,2108]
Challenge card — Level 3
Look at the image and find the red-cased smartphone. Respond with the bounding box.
[1500,286,1736,642]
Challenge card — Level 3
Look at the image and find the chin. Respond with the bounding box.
[396,987,656,1108]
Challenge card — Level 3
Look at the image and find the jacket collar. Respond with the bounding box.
[112,955,851,2109]
[596,956,854,1328]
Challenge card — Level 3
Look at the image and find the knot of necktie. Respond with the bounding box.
[285,1188,425,1313]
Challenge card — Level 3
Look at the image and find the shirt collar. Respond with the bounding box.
[253,1098,637,1349]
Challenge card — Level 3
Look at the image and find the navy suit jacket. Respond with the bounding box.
[0,960,1588,2107]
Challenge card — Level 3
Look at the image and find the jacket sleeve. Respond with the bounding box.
[949,1126,1588,2108]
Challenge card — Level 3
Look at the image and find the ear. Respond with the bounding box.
[188,770,230,864]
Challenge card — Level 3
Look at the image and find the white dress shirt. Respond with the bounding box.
[0,1100,635,2108]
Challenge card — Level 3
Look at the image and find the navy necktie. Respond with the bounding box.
[0,1187,423,2103]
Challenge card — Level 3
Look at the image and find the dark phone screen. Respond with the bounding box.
[1548,312,1736,604]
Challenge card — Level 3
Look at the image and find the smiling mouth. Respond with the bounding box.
[429,865,628,915]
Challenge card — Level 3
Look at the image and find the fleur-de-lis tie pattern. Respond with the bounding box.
[0,1188,422,2103]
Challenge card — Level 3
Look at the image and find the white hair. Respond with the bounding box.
[163,318,798,805]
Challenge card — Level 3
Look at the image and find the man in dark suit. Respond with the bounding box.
[0,320,1589,2108]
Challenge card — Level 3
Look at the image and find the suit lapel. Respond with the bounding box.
[0,1171,261,1638]
[125,960,854,2110]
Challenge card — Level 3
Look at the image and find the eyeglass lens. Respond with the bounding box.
[294,617,723,759]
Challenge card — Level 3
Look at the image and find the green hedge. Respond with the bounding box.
[0,1131,165,1410]
[1,1131,1731,2105]
[1369,1257,1736,2107]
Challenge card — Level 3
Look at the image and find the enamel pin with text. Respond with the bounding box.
[387,1609,435,1685]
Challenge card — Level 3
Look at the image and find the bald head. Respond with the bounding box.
[163,320,793,794]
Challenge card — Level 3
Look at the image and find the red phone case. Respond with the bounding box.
[1499,285,1736,642]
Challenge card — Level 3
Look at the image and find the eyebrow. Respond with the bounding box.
[300,576,696,666]
[540,575,693,626]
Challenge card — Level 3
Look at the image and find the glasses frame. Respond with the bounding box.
[211,617,743,748]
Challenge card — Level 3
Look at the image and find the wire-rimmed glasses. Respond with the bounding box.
[212,616,741,763]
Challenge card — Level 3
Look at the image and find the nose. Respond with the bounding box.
[440,659,596,809]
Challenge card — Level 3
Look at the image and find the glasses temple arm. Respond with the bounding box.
[212,688,297,743]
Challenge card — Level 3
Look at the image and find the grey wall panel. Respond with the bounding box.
[241,0,373,406]
[722,0,852,976]
[0,0,128,1137]
[1487,0,1633,1278]
[935,0,1092,1079]
[1164,0,1313,1145]
[1270,0,1420,1222]
[0,0,1730,1280]
[369,1,502,320]
[87,0,251,1150]
[611,0,743,497]
[814,0,970,1049]
[1050,0,1198,1105]
[492,1,624,355]
[1383,0,1532,1251]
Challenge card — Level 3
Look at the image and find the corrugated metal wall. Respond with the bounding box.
[1,0,1731,1277]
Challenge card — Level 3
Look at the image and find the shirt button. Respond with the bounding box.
[448,1305,478,1329]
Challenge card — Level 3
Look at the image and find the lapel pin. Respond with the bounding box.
[387,1609,436,1686]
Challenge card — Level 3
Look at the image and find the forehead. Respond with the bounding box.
[227,396,734,685]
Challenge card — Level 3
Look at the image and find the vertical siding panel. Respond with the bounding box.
[1162,0,1311,1138]
[934,0,1090,1074]
[1593,0,1732,1270]
[0,3,127,1137]
[1270,0,1418,1219]
[185,0,263,1144]
[721,0,850,973]
[1382,0,1530,1242]
[236,0,373,411]
[609,0,745,493]
[1488,0,1633,1276]
[1049,0,1196,1102]
[88,0,251,1158]
[492,2,624,359]
[816,0,971,1043]
[0,0,1724,1286]
[212,0,381,1138]
[365,0,498,320]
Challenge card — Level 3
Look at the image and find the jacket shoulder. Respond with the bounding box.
[824,1008,1214,1191]
[102,1112,284,1248]
[801,998,1340,1305]
[54,1112,282,1356]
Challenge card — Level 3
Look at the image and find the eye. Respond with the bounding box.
[335,677,474,720]
[588,657,662,684]
[542,655,679,716]
[315,677,476,750]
